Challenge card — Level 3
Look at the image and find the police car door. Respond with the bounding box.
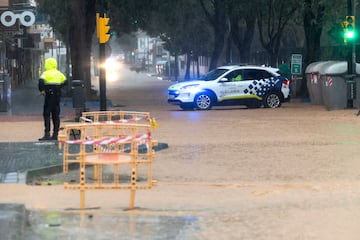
[241,69,272,99]
[217,69,244,101]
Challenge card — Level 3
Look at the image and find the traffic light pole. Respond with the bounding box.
[347,0,356,108]
[347,0,355,74]
[99,0,107,111]
[99,42,107,111]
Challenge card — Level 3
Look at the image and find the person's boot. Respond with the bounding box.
[39,132,51,141]
[51,132,58,140]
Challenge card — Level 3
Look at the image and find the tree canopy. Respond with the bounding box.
[37,0,352,97]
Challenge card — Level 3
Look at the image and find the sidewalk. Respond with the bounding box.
[0,80,194,240]
[0,79,75,121]
[0,81,73,239]
[0,80,77,182]
[0,79,119,177]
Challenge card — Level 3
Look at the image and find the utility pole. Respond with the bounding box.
[347,0,356,74]
[99,35,107,110]
[347,0,356,108]
[97,0,110,111]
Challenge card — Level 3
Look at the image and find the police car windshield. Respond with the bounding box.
[199,68,228,81]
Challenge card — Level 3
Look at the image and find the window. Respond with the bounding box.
[224,70,243,82]
[243,69,274,80]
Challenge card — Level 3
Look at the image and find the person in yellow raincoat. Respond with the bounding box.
[38,58,67,141]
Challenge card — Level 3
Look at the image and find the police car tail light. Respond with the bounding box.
[282,79,290,88]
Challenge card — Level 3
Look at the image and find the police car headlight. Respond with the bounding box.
[181,84,200,93]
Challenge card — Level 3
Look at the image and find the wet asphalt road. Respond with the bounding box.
[3,65,360,239]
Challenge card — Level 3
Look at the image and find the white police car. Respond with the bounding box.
[168,65,290,110]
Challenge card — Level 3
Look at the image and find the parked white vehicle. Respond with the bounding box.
[168,65,291,110]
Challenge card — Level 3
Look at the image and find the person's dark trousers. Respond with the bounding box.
[40,95,60,140]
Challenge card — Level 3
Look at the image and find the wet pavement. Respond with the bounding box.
[0,204,27,240]
[0,141,62,183]
[25,209,200,240]
[0,78,182,240]
[5,71,360,239]
[0,80,69,239]
[0,203,200,240]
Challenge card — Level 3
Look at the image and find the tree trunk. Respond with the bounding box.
[69,0,96,100]
[199,0,229,70]
[174,53,179,81]
[196,56,200,78]
[303,0,323,65]
[231,16,256,64]
[300,0,324,96]
[184,53,191,80]
[209,33,226,70]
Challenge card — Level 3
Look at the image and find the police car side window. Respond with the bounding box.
[243,69,257,80]
[224,70,243,82]
[259,70,273,79]
[243,69,270,80]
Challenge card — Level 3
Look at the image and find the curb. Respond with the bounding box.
[25,142,169,184]
[25,163,79,184]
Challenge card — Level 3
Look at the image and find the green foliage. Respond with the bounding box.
[256,0,301,66]
[37,0,354,81]
[227,0,258,63]
[37,0,97,99]
[145,0,212,57]
[108,0,158,34]
[328,21,348,44]
[37,0,73,42]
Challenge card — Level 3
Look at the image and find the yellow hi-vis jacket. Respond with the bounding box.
[38,58,67,96]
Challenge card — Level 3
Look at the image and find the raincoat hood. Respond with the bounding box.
[44,58,57,71]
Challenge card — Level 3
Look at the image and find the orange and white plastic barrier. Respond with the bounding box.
[80,110,158,128]
[59,111,158,209]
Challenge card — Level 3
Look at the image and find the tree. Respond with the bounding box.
[256,0,300,67]
[143,0,212,80]
[108,0,157,34]
[303,0,325,66]
[302,0,346,64]
[299,0,345,96]
[199,0,231,70]
[37,0,96,99]
[228,0,257,64]
[147,0,189,81]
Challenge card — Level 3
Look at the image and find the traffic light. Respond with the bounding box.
[344,16,355,41]
[96,13,111,44]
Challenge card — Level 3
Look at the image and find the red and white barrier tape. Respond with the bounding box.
[63,132,150,145]
[80,116,148,124]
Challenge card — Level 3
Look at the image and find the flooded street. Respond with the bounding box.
[2,65,360,239]
[25,209,199,240]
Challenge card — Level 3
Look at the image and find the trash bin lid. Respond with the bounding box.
[319,61,347,75]
[307,61,360,75]
[305,62,320,74]
[313,61,337,73]
[305,61,336,74]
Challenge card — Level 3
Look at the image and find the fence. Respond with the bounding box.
[58,111,158,209]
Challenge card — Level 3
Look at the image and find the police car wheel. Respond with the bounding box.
[263,92,282,108]
[194,92,213,110]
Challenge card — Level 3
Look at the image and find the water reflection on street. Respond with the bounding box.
[25,209,200,240]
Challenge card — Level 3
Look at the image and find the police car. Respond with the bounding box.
[168,65,290,110]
